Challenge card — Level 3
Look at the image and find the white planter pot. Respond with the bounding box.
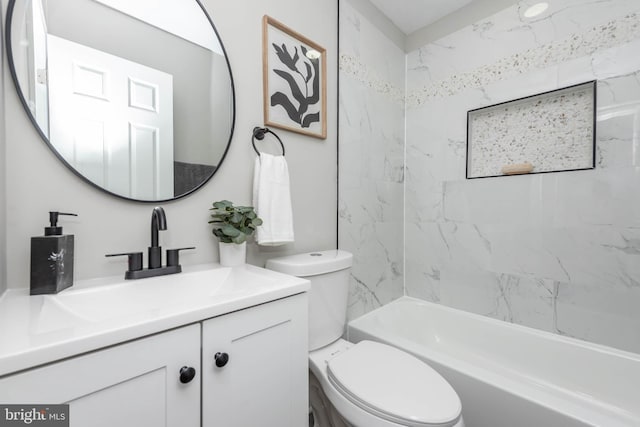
[219,241,246,267]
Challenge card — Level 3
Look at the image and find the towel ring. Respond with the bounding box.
[252,127,285,156]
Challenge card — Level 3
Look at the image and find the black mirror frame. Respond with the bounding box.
[4,0,236,203]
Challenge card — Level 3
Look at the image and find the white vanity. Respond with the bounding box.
[0,264,309,427]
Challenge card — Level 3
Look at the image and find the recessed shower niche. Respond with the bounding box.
[466,81,596,179]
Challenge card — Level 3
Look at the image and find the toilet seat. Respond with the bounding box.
[327,341,462,427]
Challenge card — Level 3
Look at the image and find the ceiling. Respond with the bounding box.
[367,0,474,35]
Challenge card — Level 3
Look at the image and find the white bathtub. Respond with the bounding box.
[347,297,640,427]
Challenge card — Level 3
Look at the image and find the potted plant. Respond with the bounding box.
[209,200,262,266]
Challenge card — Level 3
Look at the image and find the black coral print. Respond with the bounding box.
[270,43,320,128]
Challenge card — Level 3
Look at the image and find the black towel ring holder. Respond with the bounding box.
[252,127,285,156]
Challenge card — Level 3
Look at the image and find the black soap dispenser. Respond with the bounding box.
[30,212,78,295]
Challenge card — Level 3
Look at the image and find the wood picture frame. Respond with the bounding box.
[262,15,327,139]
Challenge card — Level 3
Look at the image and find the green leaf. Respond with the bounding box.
[229,212,242,224]
[212,229,231,243]
[221,224,241,237]
[239,226,253,235]
[209,200,260,241]
[209,208,231,217]
[232,233,247,244]
[213,200,232,209]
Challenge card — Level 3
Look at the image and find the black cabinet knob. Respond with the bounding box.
[214,352,229,367]
[179,366,196,383]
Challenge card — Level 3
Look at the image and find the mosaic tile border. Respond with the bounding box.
[408,13,640,107]
[339,53,405,105]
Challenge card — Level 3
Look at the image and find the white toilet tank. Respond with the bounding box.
[265,250,353,351]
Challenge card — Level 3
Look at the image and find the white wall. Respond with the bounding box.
[1,0,338,289]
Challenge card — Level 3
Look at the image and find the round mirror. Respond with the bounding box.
[6,0,235,202]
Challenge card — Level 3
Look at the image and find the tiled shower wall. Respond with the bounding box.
[339,0,640,352]
[405,0,640,353]
[338,0,405,320]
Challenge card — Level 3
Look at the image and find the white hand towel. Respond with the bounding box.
[253,153,294,246]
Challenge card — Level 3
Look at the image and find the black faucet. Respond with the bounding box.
[106,207,195,279]
[149,206,167,269]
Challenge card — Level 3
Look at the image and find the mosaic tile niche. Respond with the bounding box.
[466,81,596,178]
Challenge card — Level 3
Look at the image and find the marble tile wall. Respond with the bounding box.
[338,0,405,320]
[405,0,640,353]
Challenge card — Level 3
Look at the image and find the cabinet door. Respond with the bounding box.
[0,324,200,427]
[202,293,308,427]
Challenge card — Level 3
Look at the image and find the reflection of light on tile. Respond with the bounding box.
[596,102,640,121]
[596,101,640,167]
[524,2,549,18]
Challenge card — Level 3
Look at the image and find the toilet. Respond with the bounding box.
[266,250,464,427]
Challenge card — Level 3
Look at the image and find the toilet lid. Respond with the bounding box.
[327,341,461,427]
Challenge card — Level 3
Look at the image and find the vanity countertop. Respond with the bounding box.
[0,264,309,377]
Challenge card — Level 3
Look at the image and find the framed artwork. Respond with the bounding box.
[466,80,596,179]
[262,15,327,139]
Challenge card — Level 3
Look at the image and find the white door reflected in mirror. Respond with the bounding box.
[47,35,174,200]
[7,0,235,201]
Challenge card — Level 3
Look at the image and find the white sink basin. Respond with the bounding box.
[0,263,309,378]
[48,266,269,323]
